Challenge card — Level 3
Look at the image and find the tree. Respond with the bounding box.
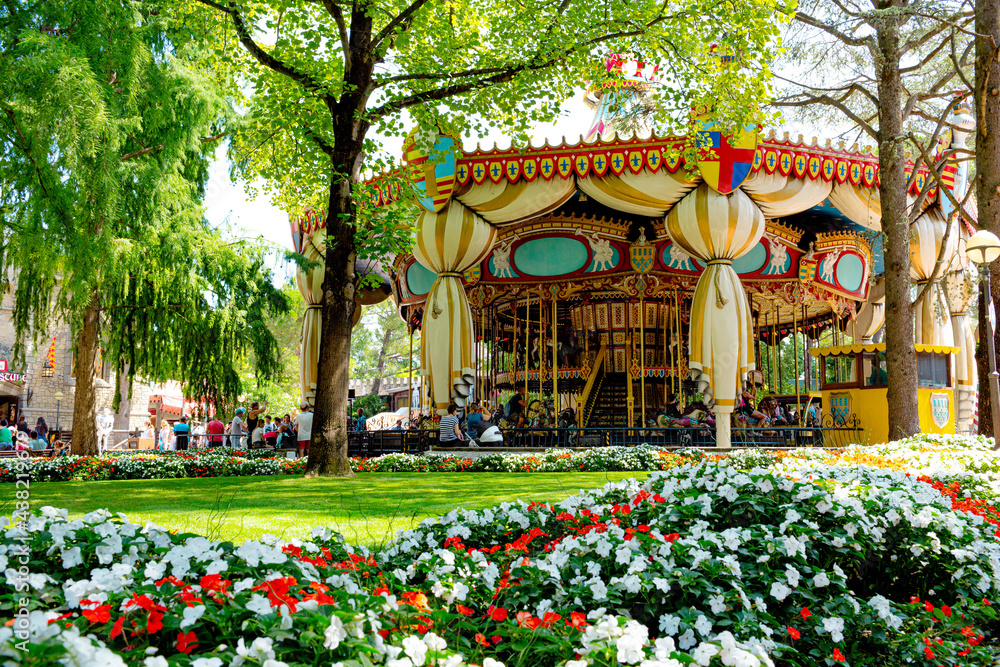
[775,0,975,438]
[0,0,286,454]
[230,281,306,417]
[975,0,1000,437]
[350,300,418,395]
[185,0,790,477]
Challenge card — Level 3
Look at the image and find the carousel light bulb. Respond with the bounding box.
[966,230,1000,265]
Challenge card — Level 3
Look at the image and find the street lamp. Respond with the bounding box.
[966,229,1000,447]
[53,389,64,439]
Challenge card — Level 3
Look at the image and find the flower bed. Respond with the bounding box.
[0,446,688,484]
[4,435,1000,665]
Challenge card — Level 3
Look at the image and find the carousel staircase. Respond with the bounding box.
[579,344,607,427]
[589,377,629,427]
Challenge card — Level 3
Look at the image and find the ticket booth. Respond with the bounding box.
[809,343,957,443]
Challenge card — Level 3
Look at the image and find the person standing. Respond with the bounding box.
[507,387,527,427]
[0,420,12,451]
[230,408,246,447]
[246,402,267,441]
[294,402,312,459]
[206,414,225,447]
[355,408,367,432]
[173,416,191,451]
[159,419,172,451]
[438,404,463,447]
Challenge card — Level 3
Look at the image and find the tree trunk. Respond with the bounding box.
[73,290,101,456]
[113,362,132,434]
[976,0,1000,437]
[877,4,921,438]
[304,10,374,477]
[369,326,394,396]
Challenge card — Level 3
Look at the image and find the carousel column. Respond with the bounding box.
[296,228,325,404]
[946,264,978,433]
[911,209,958,347]
[665,184,766,448]
[413,203,498,414]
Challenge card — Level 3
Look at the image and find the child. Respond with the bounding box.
[53,440,70,457]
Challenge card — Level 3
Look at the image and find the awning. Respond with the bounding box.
[149,394,185,416]
[809,343,960,357]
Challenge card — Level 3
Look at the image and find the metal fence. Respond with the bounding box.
[348,416,862,455]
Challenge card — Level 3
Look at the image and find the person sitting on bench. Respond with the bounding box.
[438,404,464,447]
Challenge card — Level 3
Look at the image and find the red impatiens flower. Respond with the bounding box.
[146,612,163,635]
[475,633,490,647]
[489,606,509,622]
[539,612,562,628]
[941,604,952,617]
[831,648,846,662]
[787,626,800,640]
[923,646,935,660]
[81,605,110,624]
[455,604,475,617]
[567,611,589,629]
[924,600,934,613]
[516,611,540,629]
[800,608,812,621]
[110,616,124,639]
[176,630,198,654]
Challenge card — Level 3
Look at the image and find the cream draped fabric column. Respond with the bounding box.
[910,209,957,347]
[413,203,497,413]
[946,270,977,432]
[296,229,325,404]
[666,184,766,447]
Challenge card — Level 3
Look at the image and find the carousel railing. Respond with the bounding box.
[578,344,607,427]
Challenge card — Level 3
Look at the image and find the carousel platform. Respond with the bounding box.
[425,444,840,458]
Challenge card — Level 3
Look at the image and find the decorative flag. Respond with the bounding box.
[44,336,56,373]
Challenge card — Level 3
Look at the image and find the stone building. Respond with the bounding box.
[0,285,151,435]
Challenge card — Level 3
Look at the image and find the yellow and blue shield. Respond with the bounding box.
[630,243,655,274]
[695,117,759,194]
[931,392,951,429]
[798,257,817,283]
[403,130,457,212]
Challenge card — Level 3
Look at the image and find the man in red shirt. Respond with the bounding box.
[206,414,226,447]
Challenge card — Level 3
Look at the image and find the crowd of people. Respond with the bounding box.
[0,416,71,455]
[142,400,315,459]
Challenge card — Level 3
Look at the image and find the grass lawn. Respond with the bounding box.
[7,472,648,546]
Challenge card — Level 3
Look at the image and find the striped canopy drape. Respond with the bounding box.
[296,229,325,404]
[413,202,498,413]
[666,184,766,447]
[910,208,957,347]
[946,269,977,432]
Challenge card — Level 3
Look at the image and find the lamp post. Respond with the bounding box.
[966,230,1000,447]
[53,389,64,440]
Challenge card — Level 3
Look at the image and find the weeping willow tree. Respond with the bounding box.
[0,0,286,454]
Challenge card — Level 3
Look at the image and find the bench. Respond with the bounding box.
[0,449,56,458]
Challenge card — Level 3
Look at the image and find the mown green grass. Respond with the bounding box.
[6,472,648,546]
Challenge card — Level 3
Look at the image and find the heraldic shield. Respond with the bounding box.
[930,392,951,429]
[694,117,759,195]
[403,130,457,212]
[630,243,655,274]
[830,392,852,425]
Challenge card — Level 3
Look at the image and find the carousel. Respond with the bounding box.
[293,59,979,447]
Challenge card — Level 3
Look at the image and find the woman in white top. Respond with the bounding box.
[294,402,313,459]
[250,423,265,448]
[159,420,173,451]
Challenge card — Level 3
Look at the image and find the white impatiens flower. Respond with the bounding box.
[245,594,273,616]
[769,582,790,601]
[813,572,830,587]
[708,595,727,614]
[191,659,223,667]
[659,614,680,636]
[693,615,712,637]
[401,635,428,666]
[324,615,348,650]
[691,642,719,666]
[822,617,845,643]
[179,604,205,629]
[482,659,506,667]
[616,633,646,664]
[143,658,168,667]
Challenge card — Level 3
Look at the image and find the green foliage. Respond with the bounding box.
[350,300,419,380]
[0,0,287,406]
[352,392,387,418]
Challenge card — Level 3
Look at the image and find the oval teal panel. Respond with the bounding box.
[836,253,864,292]
[733,241,767,275]
[514,237,589,276]
[405,262,437,296]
